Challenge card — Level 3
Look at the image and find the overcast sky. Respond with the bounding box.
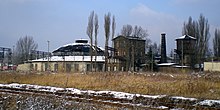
[0,0,220,53]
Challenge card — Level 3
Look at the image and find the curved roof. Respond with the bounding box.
[52,39,104,56]
[53,43,90,53]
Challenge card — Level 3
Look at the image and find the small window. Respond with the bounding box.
[116,41,119,48]
[87,64,91,71]
[114,66,117,71]
[45,63,48,71]
[97,64,103,71]
[54,64,58,72]
[34,64,38,71]
[30,64,34,70]
[74,64,79,72]
[108,66,111,71]
[66,64,71,72]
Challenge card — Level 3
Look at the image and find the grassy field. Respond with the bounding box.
[0,71,220,100]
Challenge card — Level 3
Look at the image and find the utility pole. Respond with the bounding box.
[151,50,154,72]
[181,40,184,72]
[12,45,14,65]
[47,40,50,71]
[132,42,135,72]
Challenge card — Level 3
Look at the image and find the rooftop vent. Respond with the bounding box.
[75,39,88,43]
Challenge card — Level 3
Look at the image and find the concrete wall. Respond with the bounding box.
[204,62,220,72]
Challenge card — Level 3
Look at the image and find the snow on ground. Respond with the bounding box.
[197,100,220,106]
[0,83,220,107]
[0,83,166,100]
[171,96,197,101]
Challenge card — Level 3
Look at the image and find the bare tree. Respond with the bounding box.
[87,11,94,72]
[94,14,99,72]
[182,14,210,69]
[213,28,220,58]
[133,25,149,39]
[182,16,198,37]
[121,24,132,36]
[197,14,210,62]
[14,36,38,64]
[151,42,160,55]
[121,24,151,51]
[133,25,142,37]
[132,25,151,49]
[121,24,149,40]
[104,12,111,71]
[111,15,116,57]
[112,15,116,47]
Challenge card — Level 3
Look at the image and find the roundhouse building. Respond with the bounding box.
[30,39,105,72]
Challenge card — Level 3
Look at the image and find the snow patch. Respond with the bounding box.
[1,83,220,108]
[172,96,197,101]
[0,83,166,100]
[157,106,169,109]
[197,100,220,106]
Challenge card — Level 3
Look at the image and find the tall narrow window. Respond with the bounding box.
[74,64,79,72]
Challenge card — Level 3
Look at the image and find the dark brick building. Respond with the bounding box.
[113,36,146,71]
[175,35,196,67]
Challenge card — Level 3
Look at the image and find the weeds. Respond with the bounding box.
[0,71,220,99]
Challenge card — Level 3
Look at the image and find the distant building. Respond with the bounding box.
[17,39,106,72]
[175,35,196,67]
[204,62,220,72]
[112,36,146,71]
[0,47,12,70]
[30,56,105,72]
[17,36,147,72]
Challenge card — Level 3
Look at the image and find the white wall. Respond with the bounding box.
[204,62,220,72]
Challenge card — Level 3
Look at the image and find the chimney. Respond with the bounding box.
[160,33,167,63]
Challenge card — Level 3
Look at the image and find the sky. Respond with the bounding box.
[0,0,220,54]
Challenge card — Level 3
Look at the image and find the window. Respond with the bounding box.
[116,41,119,48]
[35,64,38,71]
[114,66,117,71]
[54,64,58,72]
[114,59,117,63]
[66,64,71,72]
[108,66,111,71]
[121,67,124,71]
[41,64,43,71]
[30,64,34,70]
[45,63,48,71]
[97,64,103,71]
[87,64,91,71]
[74,64,79,72]
[117,51,119,56]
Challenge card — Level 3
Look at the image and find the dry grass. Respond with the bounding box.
[0,71,220,99]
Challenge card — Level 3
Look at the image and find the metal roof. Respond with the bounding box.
[176,35,196,40]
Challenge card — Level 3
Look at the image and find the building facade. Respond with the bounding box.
[175,35,196,67]
[18,39,106,73]
[30,56,105,72]
[113,36,146,71]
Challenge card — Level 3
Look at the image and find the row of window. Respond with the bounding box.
[31,63,104,72]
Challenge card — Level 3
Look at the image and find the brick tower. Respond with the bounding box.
[160,33,167,63]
